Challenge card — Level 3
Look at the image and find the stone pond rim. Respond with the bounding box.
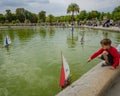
[57,62,120,96]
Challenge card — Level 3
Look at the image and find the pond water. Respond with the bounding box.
[0,26,120,96]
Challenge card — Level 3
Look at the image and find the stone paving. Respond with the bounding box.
[104,75,120,96]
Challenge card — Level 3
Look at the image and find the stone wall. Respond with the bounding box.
[57,62,120,96]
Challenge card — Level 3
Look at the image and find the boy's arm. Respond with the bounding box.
[112,58,119,68]
[112,50,119,68]
[89,48,104,61]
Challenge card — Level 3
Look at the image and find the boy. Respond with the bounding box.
[87,38,119,70]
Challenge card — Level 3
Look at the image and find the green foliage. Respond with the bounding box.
[5,9,13,23]
[112,6,120,20]
[38,11,46,22]
[46,14,55,25]
[113,6,120,13]
[37,20,41,23]
[77,10,87,20]
[0,14,5,23]
[0,5,120,24]
[106,12,112,19]
[30,13,38,23]
[67,3,80,21]
[67,3,80,14]
[55,16,71,23]
[99,12,105,20]
[16,8,25,23]
[16,8,38,23]
[24,19,30,23]
[113,12,120,20]
[87,10,100,20]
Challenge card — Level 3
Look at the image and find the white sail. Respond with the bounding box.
[62,55,70,80]
[8,37,11,44]
[4,36,11,46]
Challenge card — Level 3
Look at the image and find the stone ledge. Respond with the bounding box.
[80,26,120,32]
[57,62,120,96]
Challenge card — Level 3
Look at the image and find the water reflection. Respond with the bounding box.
[80,31,85,45]
[0,28,38,51]
[0,30,8,44]
[48,27,55,37]
[39,27,55,38]
[115,34,120,45]
[0,32,4,42]
[7,28,15,41]
[0,28,16,43]
[39,27,47,38]
[0,28,36,44]
[5,46,11,52]
[16,28,35,41]
[67,28,78,48]
[103,32,108,38]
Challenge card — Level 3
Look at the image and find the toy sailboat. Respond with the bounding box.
[3,36,11,47]
[59,53,70,88]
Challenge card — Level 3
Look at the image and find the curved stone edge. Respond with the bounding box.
[56,62,120,96]
[80,26,120,32]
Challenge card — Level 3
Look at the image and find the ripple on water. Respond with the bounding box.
[0,88,8,96]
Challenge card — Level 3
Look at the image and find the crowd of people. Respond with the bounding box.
[78,19,120,28]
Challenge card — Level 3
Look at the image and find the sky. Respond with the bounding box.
[0,0,120,16]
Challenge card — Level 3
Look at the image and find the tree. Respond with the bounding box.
[99,12,105,20]
[77,10,87,21]
[113,12,120,21]
[5,9,12,23]
[30,13,38,23]
[112,6,120,20]
[0,14,5,23]
[87,10,100,20]
[16,8,38,23]
[24,10,31,20]
[24,10,36,23]
[38,11,46,22]
[106,12,112,19]
[65,16,71,23]
[67,3,80,21]
[46,14,55,25]
[113,6,120,14]
[60,16,66,22]
[16,8,25,23]
[11,13,17,23]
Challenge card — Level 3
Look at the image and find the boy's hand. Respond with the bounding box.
[87,58,91,63]
[109,66,115,70]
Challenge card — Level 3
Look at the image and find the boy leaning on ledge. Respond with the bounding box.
[87,38,120,70]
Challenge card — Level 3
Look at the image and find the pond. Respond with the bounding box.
[0,26,120,96]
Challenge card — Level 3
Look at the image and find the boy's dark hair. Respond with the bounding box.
[100,38,112,46]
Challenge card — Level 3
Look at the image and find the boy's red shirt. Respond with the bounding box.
[90,46,119,68]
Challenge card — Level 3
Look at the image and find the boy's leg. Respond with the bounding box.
[99,51,113,66]
[98,51,109,63]
[102,51,109,64]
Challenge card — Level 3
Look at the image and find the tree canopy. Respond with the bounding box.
[67,3,80,21]
[38,11,46,23]
[112,6,120,20]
